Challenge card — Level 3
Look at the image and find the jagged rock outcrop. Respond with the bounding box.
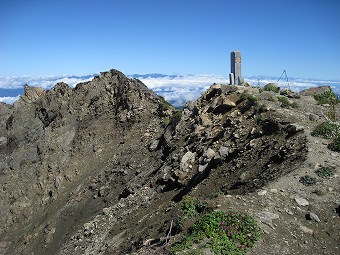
[299,86,331,96]
[0,69,308,255]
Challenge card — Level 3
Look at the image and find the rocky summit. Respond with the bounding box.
[0,69,339,255]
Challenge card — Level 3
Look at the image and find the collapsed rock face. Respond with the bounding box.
[159,84,307,196]
[0,70,307,254]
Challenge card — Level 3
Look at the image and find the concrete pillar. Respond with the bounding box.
[229,73,235,85]
[230,51,242,85]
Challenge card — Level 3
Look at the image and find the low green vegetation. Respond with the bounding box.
[311,121,340,139]
[158,96,173,120]
[162,117,170,126]
[159,96,172,111]
[210,190,224,199]
[170,110,183,125]
[313,88,339,105]
[171,210,261,255]
[240,92,259,103]
[313,88,339,121]
[276,95,298,108]
[315,167,336,178]
[180,196,200,219]
[261,83,280,93]
[328,136,340,152]
[171,196,261,254]
[299,175,317,186]
[256,114,264,125]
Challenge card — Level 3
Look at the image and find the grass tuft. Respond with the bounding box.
[171,210,261,255]
[311,121,340,139]
[315,167,336,178]
[328,136,340,152]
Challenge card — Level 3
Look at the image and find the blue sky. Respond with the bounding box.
[0,0,339,79]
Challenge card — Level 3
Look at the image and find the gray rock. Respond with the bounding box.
[294,196,309,206]
[280,88,300,98]
[198,163,208,173]
[299,225,313,235]
[257,190,267,196]
[0,136,7,146]
[180,151,196,172]
[307,212,321,222]
[288,124,304,132]
[204,84,222,101]
[205,148,215,159]
[255,211,279,229]
[309,114,318,121]
[299,86,331,96]
[148,139,159,151]
[218,146,228,158]
[102,207,111,216]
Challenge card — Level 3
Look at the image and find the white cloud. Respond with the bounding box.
[134,74,228,107]
[0,95,21,104]
[0,74,96,89]
[139,74,228,89]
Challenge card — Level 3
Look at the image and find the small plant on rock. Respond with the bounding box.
[179,196,208,218]
[311,121,340,139]
[313,88,339,105]
[159,96,172,111]
[299,175,317,186]
[170,110,182,125]
[315,167,336,178]
[328,136,340,152]
[277,95,298,108]
[180,196,198,218]
[314,88,339,121]
[240,92,259,103]
[256,114,264,125]
[263,83,280,93]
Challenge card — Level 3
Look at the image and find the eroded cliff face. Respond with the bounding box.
[0,70,307,254]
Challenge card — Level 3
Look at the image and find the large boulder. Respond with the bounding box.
[299,86,331,96]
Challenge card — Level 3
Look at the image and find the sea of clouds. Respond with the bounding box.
[1,73,339,107]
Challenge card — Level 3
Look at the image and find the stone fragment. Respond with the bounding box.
[205,148,215,159]
[102,207,111,216]
[180,151,196,172]
[218,146,228,158]
[270,188,278,193]
[307,212,320,222]
[198,164,208,173]
[280,88,300,98]
[294,196,309,206]
[210,95,237,114]
[288,124,304,132]
[148,139,159,151]
[299,225,313,235]
[255,211,279,229]
[205,84,222,101]
[309,114,318,121]
[257,190,267,196]
[0,136,7,146]
[200,114,212,126]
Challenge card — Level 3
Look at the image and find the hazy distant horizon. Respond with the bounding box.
[1,73,339,106]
